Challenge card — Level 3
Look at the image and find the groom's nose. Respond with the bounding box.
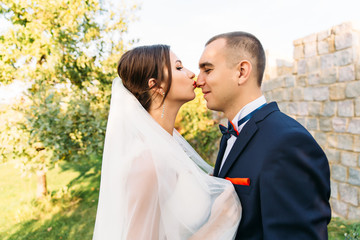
[196,72,205,87]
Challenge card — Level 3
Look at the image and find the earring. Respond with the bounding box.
[161,92,165,119]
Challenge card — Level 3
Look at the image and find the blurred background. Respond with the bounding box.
[0,0,359,239]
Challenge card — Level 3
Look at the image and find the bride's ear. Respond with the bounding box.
[148,78,156,89]
[148,78,165,96]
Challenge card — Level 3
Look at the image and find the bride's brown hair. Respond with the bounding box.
[117,45,172,111]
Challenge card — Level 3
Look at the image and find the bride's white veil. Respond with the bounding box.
[93,77,241,240]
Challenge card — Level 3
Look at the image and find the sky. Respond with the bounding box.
[120,0,360,71]
[1,0,360,103]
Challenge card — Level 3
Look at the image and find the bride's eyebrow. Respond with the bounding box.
[175,60,182,65]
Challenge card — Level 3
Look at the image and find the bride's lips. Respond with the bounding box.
[193,81,197,89]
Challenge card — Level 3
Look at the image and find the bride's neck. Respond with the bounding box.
[149,101,181,136]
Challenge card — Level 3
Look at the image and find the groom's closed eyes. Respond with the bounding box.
[199,62,214,73]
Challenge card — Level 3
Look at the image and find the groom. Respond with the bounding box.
[197,32,331,239]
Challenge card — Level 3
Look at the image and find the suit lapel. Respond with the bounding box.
[218,102,280,178]
[213,136,227,177]
[218,120,258,178]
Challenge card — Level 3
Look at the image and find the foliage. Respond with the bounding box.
[0,102,26,165]
[329,217,360,240]
[175,88,222,165]
[0,0,137,184]
[0,81,109,175]
[344,223,360,240]
[0,0,133,86]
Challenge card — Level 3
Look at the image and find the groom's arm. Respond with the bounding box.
[259,131,331,240]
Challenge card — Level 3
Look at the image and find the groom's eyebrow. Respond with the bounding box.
[199,62,214,69]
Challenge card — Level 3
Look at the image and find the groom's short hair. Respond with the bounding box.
[206,32,266,86]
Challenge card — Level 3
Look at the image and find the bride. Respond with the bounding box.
[93,45,241,239]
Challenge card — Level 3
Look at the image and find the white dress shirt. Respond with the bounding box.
[219,95,267,172]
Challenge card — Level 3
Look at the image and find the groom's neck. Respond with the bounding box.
[224,89,263,121]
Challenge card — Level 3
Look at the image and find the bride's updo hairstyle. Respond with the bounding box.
[117,44,172,111]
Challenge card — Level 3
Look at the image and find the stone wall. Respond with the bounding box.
[262,22,360,219]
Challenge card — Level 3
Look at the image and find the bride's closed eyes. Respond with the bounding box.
[175,60,183,70]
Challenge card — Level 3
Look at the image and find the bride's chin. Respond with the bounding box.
[187,94,196,102]
[178,92,196,104]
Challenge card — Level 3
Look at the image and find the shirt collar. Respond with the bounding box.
[231,95,267,131]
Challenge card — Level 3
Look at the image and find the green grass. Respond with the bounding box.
[0,161,359,239]
[0,161,100,240]
[329,217,360,239]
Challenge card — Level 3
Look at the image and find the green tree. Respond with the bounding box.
[0,0,137,198]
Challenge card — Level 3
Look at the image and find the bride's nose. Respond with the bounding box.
[187,70,195,79]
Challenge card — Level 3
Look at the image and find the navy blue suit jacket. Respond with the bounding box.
[214,102,331,240]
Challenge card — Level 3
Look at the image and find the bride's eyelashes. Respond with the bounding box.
[176,66,183,70]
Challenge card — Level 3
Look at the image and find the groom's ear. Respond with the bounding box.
[237,60,252,85]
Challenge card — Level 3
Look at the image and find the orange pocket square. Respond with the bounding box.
[226,177,250,186]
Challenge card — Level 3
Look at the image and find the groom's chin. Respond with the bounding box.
[205,101,219,111]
